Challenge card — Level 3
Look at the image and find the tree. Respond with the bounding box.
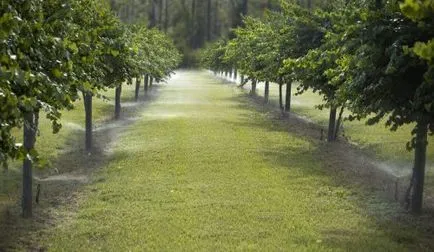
[340,1,434,213]
[0,0,83,217]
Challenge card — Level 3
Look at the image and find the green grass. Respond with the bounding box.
[38,71,430,251]
[254,82,433,168]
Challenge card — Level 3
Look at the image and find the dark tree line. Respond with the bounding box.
[109,0,280,66]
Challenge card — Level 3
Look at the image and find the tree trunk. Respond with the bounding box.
[241,0,248,16]
[158,0,163,29]
[334,106,345,138]
[34,109,40,133]
[251,79,257,95]
[279,83,283,111]
[22,111,36,218]
[144,74,149,94]
[240,74,244,85]
[83,92,92,151]
[307,0,312,9]
[229,69,233,79]
[214,0,220,38]
[206,0,212,41]
[115,85,122,120]
[149,0,157,28]
[150,77,153,88]
[285,82,292,112]
[164,0,169,32]
[135,78,141,101]
[234,69,238,82]
[264,81,269,103]
[411,121,428,213]
[327,107,337,142]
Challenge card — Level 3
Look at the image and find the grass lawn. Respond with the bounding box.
[34,71,432,251]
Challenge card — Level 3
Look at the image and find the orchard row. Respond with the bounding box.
[0,0,181,217]
[201,0,434,213]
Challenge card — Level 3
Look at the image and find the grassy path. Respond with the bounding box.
[41,71,429,251]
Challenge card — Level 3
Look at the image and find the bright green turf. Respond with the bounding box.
[253,82,433,167]
[41,71,426,251]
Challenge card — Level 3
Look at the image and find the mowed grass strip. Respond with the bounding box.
[43,71,422,251]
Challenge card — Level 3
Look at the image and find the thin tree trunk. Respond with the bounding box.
[251,79,257,95]
[34,109,40,134]
[150,77,153,88]
[83,92,92,151]
[213,0,220,37]
[327,106,337,142]
[135,78,141,101]
[411,120,428,213]
[285,82,292,112]
[234,69,238,82]
[158,0,163,29]
[279,83,283,111]
[149,0,157,28]
[206,0,212,41]
[144,74,149,94]
[22,111,36,218]
[164,0,169,32]
[240,74,244,85]
[229,69,233,79]
[334,105,345,138]
[264,81,269,103]
[115,85,122,120]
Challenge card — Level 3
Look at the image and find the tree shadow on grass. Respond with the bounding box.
[0,85,164,251]
[218,90,434,251]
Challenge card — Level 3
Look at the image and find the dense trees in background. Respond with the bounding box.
[108,0,281,66]
[0,0,180,217]
[202,0,434,213]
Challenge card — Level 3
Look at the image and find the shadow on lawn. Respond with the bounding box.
[219,89,434,251]
[0,85,163,251]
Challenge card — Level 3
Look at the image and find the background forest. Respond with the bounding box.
[108,0,292,66]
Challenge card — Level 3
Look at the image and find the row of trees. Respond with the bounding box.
[201,0,434,213]
[0,0,181,218]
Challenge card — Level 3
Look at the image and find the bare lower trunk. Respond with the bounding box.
[251,79,257,95]
[234,69,238,82]
[279,83,283,111]
[285,82,292,112]
[22,111,36,218]
[264,81,269,103]
[411,121,428,213]
[83,92,92,151]
[144,74,149,94]
[115,85,122,120]
[334,106,345,138]
[327,107,337,142]
[150,77,153,88]
[240,75,245,85]
[135,78,141,101]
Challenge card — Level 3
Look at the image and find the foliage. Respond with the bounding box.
[0,0,180,167]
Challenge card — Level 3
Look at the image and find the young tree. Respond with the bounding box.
[0,0,83,217]
[341,1,434,212]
